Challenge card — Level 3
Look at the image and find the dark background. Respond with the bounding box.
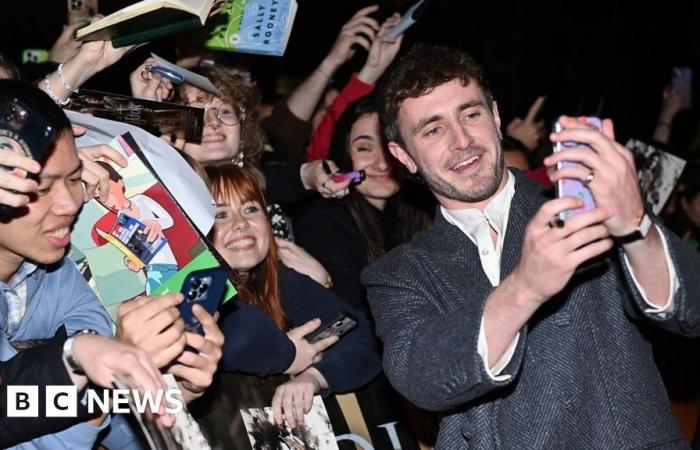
[1,0,699,142]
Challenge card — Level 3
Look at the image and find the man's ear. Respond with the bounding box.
[492,100,501,130]
[388,141,418,174]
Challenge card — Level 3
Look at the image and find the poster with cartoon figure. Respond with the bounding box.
[69,132,235,321]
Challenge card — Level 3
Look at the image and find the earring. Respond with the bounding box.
[234,152,245,168]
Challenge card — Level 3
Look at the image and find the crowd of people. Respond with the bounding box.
[1,4,699,450]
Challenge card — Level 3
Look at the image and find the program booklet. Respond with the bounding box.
[205,0,298,56]
[68,131,235,321]
[76,0,220,47]
[67,90,205,143]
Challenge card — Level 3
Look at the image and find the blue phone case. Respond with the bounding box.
[178,267,228,335]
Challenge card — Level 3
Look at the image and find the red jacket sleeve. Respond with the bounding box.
[305,74,374,161]
[526,166,553,187]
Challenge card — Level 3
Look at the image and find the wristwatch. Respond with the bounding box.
[612,213,653,245]
[62,329,99,375]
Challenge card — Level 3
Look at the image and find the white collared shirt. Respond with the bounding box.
[441,170,678,380]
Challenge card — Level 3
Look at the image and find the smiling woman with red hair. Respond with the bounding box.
[204,163,380,430]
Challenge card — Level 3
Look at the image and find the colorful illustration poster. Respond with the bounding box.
[69,132,235,321]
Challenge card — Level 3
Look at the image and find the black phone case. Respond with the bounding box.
[303,312,358,344]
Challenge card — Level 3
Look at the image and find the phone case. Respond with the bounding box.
[178,267,229,334]
[554,117,601,221]
[672,67,692,104]
[303,312,358,344]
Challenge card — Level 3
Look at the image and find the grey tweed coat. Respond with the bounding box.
[362,170,700,449]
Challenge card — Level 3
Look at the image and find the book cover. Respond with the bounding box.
[205,0,298,56]
[67,90,204,142]
[69,131,235,322]
[626,138,687,215]
[97,212,169,269]
[76,0,216,48]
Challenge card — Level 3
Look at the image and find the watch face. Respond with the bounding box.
[639,214,653,238]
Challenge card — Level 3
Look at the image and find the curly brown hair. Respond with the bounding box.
[377,43,493,148]
[178,67,266,165]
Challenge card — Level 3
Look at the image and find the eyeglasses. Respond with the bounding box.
[192,103,245,126]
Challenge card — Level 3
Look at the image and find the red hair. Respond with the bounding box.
[206,164,291,331]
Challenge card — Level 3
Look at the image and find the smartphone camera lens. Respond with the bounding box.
[187,288,197,301]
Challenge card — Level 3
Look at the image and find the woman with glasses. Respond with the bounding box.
[130,60,353,203]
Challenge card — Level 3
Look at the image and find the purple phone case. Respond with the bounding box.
[555,117,601,221]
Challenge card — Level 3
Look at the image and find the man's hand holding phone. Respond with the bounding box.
[0,149,41,208]
[167,304,224,404]
[545,116,645,237]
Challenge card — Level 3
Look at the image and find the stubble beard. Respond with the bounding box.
[420,143,504,204]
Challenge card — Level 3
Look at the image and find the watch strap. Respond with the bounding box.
[612,213,652,245]
[63,329,98,375]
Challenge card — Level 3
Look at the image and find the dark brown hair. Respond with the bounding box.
[205,163,291,331]
[377,43,493,147]
[328,97,432,263]
[179,68,266,165]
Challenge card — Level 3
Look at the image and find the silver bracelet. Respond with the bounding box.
[43,76,70,106]
[57,63,78,94]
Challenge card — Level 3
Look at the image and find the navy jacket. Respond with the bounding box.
[219,265,380,394]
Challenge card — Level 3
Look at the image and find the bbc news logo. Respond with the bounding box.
[6,386,184,417]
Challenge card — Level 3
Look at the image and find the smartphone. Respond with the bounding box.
[0,98,56,215]
[21,49,49,65]
[67,0,98,25]
[671,67,692,106]
[553,116,601,221]
[386,0,432,39]
[178,267,228,335]
[303,312,358,344]
[331,170,365,184]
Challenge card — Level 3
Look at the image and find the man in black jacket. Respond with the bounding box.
[363,43,700,448]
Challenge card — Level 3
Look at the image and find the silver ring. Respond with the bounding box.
[584,171,595,185]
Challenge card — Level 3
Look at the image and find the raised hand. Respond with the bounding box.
[117,293,187,368]
[130,57,175,102]
[167,305,224,403]
[300,159,352,199]
[0,150,40,208]
[545,116,644,237]
[506,96,546,151]
[76,144,128,202]
[49,22,85,64]
[284,319,338,375]
[358,12,404,85]
[322,5,380,72]
[511,197,613,305]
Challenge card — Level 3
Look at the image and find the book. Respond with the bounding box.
[75,0,217,48]
[67,130,236,321]
[626,138,687,215]
[67,89,205,143]
[205,0,298,56]
[96,212,169,270]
